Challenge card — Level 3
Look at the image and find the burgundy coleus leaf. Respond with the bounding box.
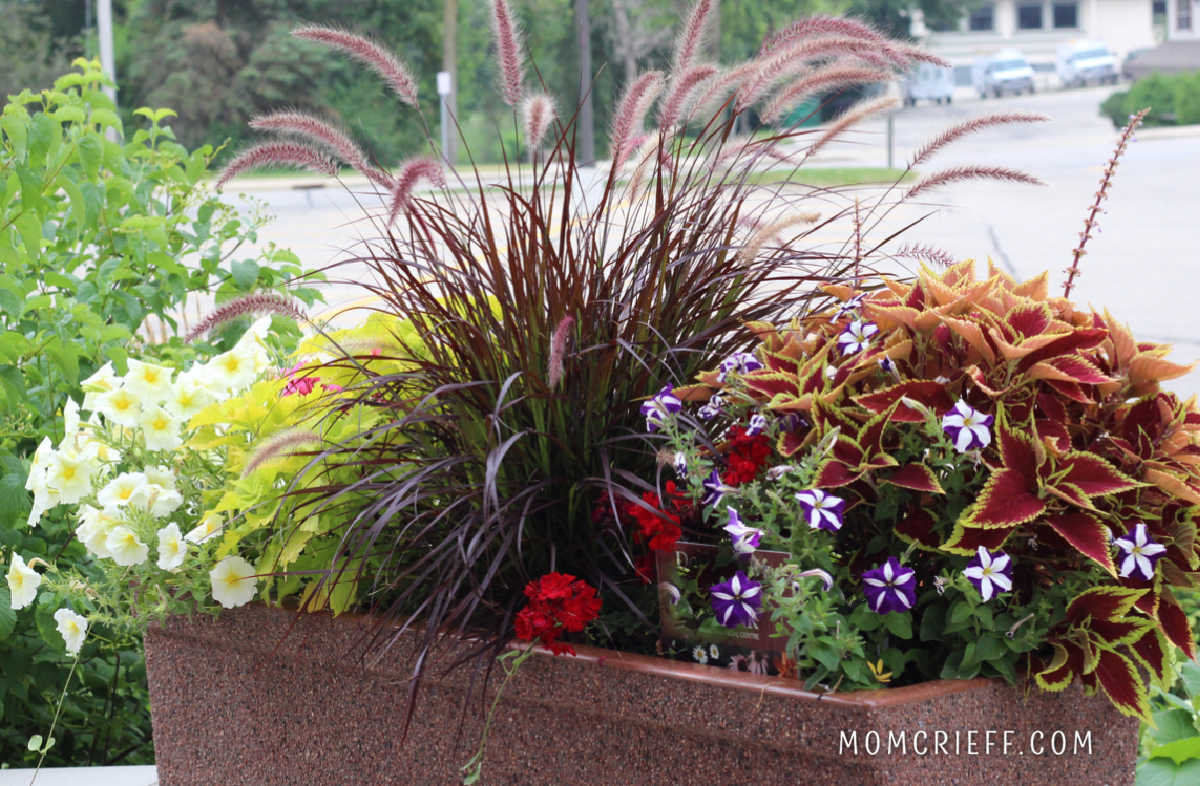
[1091,647,1152,720]
[814,458,861,489]
[895,508,941,548]
[777,428,808,458]
[942,520,1014,554]
[1027,356,1115,386]
[1066,586,1146,626]
[1035,640,1086,692]
[1045,379,1092,404]
[1129,629,1172,689]
[832,436,866,468]
[742,371,800,401]
[961,468,1045,528]
[1054,451,1141,498]
[1006,301,1052,339]
[1043,512,1117,576]
[882,464,945,494]
[997,424,1042,481]
[1036,419,1072,452]
[854,381,953,423]
[1044,483,1093,510]
[1016,328,1109,372]
[1036,391,1068,423]
[1157,594,1198,660]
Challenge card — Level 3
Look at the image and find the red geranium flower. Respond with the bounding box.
[514,573,602,656]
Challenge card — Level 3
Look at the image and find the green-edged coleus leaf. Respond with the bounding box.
[1044,483,1093,510]
[1043,512,1117,576]
[1006,301,1053,339]
[853,380,953,423]
[881,464,944,494]
[1028,356,1115,386]
[778,427,809,458]
[1016,327,1109,371]
[960,468,1045,528]
[743,371,800,401]
[942,520,1014,554]
[1157,593,1198,660]
[1054,450,1141,497]
[1091,647,1152,720]
[814,457,860,488]
[1045,379,1092,404]
[895,508,940,549]
[1035,640,1084,692]
[1129,628,1175,690]
[1066,586,1146,625]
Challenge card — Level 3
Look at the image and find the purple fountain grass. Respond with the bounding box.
[249,111,391,188]
[215,142,336,189]
[1063,107,1149,297]
[761,63,891,125]
[803,95,899,163]
[907,113,1048,168]
[387,158,446,224]
[293,25,419,108]
[242,428,324,477]
[522,94,556,152]
[736,212,821,264]
[611,71,665,168]
[489,0,525,107]
[735,36,906,113]
[759,15,884,56]
[547,316,574,388]
[891,242,958,269]
[906,165,1045,200]
[657,64,719,132]
[671,0,714,73]
[184,293,310,342]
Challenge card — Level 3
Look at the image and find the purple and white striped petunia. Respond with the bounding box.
[793,567,835,592]
[672,451,688,476]
[639,385,682,432]
[746,413,767,437]
[701,468,730,507]
[941,400,993,452]
[1114,523,1167,581]
[862,557,917,614]
[697,393,725,421]
[963,547,1013,601]
[795,489,846,532]
[716,352,763,383]
[837,320,878,356]
[830,293,866,322]
[878,356,899,377]
[723,507,764,555]
[709,571,762,628]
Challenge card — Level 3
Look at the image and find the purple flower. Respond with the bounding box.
[963,547,1013,601]
[672,451,688,476]
[701,468,730,507]
[717,352,763,383]
[831,293,866,322]
[941,400,993,452]
[746,413,767,437]
[723,507,763,555]
[794,489,846,532]
[793,567,834,592]
[1114,523,1167,581]
[639,385,682,432]
[862,557,917,614]
[837,320,878,356]
[878,356,898,377]
[697,393,725,421]
[709,571,762,628]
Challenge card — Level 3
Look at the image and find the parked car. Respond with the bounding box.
[972,51,1036,98]
[1057,40,1119,87]
[902,62,955,106]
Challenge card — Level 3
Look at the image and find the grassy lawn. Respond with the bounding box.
[740,166,913,188]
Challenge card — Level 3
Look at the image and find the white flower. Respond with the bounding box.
[143,465,178,491]
[164,374,215,421]
[105,526,149,566]
[6,554,41,609]
[692,644,709,664]
[941,400,994,453]
[144,486,184,518]
[208,344,262,393]
[24,438,61,527]
[836,320,878,356]
[53,608,88,655]
[185,513,224,545]
[45,449,97,505]
[156,523,187,572]
[97,472,150,509]
[122,359,174,402]
[77,505,122,559]
[81,362,119,412]
[709,643,720,660]
[209,555,259,608]
[94,386,142,427]
[140,405,183,452]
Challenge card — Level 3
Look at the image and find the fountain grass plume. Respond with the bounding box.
[215,142,336,189]
[657,64,719,132]
[761,64,891,124]
[387,158,447,224]
[611,72,665,168]
[293,25,419,108]
[547,316,574,388]
[759,15,884,56]
[906,165,1045,200]
[243,428,325,477]
[522,94,557,152]
[908,113,1048,169]
[671,0,713,73]
[185,293,309,342]
[249,111,391,188]
[489,0,525,106]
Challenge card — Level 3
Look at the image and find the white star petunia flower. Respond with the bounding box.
[209,556,259,609]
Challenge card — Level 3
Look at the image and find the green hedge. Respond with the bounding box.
[1100,70,1200,127]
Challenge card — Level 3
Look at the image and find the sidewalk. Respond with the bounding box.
[0,766,157,786]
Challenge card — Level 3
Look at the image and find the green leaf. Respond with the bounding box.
[230,259,260,290]
[78,134,102,179]
[1151,708,1200,747]
[919,603,946,642]
[89,108,122,133]
[883,611,912,639]
[15,211,42,255]
[1151,737,1200,766]
[1138,756,1200,786]
[975,634,1004,661]
[0,585,16,640]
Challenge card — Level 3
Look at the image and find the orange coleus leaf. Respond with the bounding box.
[1012,270,1049,300]
[881,464,945,494]
[1130,354,1195,386]
[1035,640,1084,693]
[863,302,919,332]
[1016,328,1108,372]
[1066,586,1145,625]
[990,328,1067,361]
[1157,593,1198,660]
[671,383,713,402]
[939,313,996,364]
[1045,379,1092,404]
[1143,467,1200,506]
[1043,512,1117,576]
[1091,647,1152,721]
[1055,451,1141,497]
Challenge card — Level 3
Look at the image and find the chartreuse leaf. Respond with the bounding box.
[1150,737,1200,766]
[1137,756,1200,786]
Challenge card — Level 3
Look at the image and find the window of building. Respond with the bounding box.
[968,3,995,31]
[1017,2,1045,29]
[1180,0,1193,31]
[1052,2,1078,28]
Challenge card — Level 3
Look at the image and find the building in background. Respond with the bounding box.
[917,1,1157,85]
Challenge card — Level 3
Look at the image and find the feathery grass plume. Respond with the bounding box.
[908,113,1048,168]
[185,293,309,342]
[547,315,574,388]
[249,111,391,189]
[1064,107,1148,297]
[293,25,419,108]
[804,95,899,163]
[243,428,324,477]
[489,0,525,106]
[759,15,883,56]
[892,242,958,269]
[762,64,891,124]
[735,36,900,113]
[215,142,336,189]
[736,212,821,264]
[387,158,446,224]
[611,71,665,168]
[671,0,714,73]
[905,165,1044,200]
[522,93,556,151]
[657,63,719,131]
[688,62,759,120]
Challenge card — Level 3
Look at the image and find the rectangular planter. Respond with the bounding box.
[144,604,1136,785]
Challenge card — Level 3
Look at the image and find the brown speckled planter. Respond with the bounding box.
[144,604,1136,785]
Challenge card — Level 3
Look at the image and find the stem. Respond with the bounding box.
[1063,108,1148,298]
[460,643,536,784]
[31,655,81,783]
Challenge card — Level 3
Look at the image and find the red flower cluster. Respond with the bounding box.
[625,482,689,553]
[513,573,602,656]
[721,425,772,486]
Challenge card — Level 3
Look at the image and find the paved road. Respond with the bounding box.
[238,83,1200,396]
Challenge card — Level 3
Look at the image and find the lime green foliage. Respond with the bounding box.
[1138,652,1200,785]
[1100,71,1200,128]
[0,60,319,766]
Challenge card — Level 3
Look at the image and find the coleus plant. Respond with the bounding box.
[657,257,1199,720]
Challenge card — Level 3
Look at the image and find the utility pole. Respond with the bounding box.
[574,0,595,166]
[442,0,458,166]
[98,0,116,105]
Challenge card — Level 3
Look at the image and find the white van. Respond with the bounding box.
[902,62,954,106]
[1057,41,1118,87]
[972,51,1036,98]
